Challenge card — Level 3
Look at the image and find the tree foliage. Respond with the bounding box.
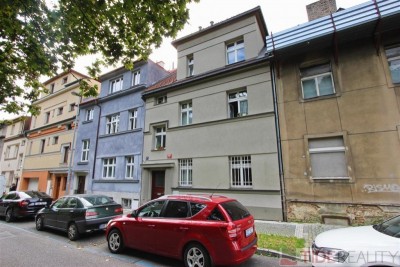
[0,0,197,117]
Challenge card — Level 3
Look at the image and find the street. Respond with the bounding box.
[0,218,310,267]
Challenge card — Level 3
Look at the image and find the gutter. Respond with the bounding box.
[92,99,102,182]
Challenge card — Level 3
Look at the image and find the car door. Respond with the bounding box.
[123,200,166,252]
[44,197,67,228]
[0,193,17,215]
[56,197,78,230]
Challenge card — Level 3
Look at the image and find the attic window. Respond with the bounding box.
[62,77,68,84]
[156,95,167,105]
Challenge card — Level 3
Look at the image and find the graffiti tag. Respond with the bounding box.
[362,184,400,193]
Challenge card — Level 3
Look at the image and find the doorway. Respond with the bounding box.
[77,176,86,194]
[151,171,165,199]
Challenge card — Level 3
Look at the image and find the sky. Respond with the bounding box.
[2,0,368,120]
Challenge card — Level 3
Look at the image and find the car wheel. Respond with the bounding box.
[36,215,44,231]
[68,223,80,241]
[184,243,211,267]
[5,209,14,223]
[108,229,124,253]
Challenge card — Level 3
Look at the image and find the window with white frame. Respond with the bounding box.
[40,139,45,154]
[181,102,192,126]
[308,136,349,180]
[45,112,50,124]
[228,90,248,118]
[132,70,141,86]
[227,39,244,64]
[69,103,75,112]
[129,109,138,130]
[156,95,167,105]
[154,125,166,150]
[81,140,90,162]
[179,159,192,186]
[102,158,116,178]
[106,114,120,134]
[125,156,135,179]
[121,198,132,209]
[300,63,335,99]
[85,108,94,121]
[61,144,70,163]
[230,155,252,187]
[57,107,63,115]
[187,55,194,76]
[109,77,123,94]
[385,46,400,84]
[5,146,11,159]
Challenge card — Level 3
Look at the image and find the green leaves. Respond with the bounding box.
[0,0,198,117]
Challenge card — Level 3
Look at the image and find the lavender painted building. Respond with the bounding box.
[71,60,169,209]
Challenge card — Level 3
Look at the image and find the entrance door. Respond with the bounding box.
[77,176,85,194]
[151,171,165,199]
[53,177,61,199]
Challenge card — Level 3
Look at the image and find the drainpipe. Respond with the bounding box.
[270,62,287,222]
[92,100,102,186]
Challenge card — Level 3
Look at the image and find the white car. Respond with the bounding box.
[311,215,400,267]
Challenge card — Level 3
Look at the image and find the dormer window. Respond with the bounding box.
[227,39,244,64]
[132,70,141,86]
[62,77,68,84]
[109,77,123,94]
[187,55,194,76]
[50,83,55,93]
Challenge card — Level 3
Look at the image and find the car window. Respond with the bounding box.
[52,198,67,208]
[190,202,206,216]
[5,193,17,200]
[138,200,165,218]
[65,197,80,208]
[25,191,51,198]
[220,200,251,221]
[208,207,226,221]
[373,215,400,238]
[82,195,115,206]
[164,201,189,218]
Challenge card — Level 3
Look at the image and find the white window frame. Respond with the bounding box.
[57,107,63,115]
[228,90,248,118]
[132,70,141,86]
[179,159,192,187]
[45,112,50,124]
[60,143,70,163]
[156,95,167,105]
[81,140,90,162]
[109,77,123,94]
[230,155,252,188]
[300,63,335,99]
[102,158,116,179]
[154,125,166,150]
[69,103,75,112]
[85,108,94,121]
[106,114,120,134]
[226,39,244,64]
[180,102,192,126]
[125,156,135,179]
[187,55,194,76]
[121,198,132,209]
[385,46,400,84]
[5,146,11,159]
[129,109,138,130]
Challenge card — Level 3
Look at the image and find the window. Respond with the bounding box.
[10,124,15,135]
[228,90,248,118]
[21,140,25,146]
[181,102,192,126]
[40,139,45,154]
[102,158,116,178]
[109,77,123,93]
[187,55,194,76]
[385,46,400,84]
[85,108,94,121]
[125,156,135,179]
[121,198,132,209]
[179,159,192,186]
[50,83,55,93]
[308,136,349,180]
[227,39,244,64]
[69,103,75,112]
[300,63,335,99]
[164,201,189,218]
[138,200,165,217]
[5,146,11,159]
[61,144,70,163]
[57,107,63,115]
[129,109,138,130]
[230,155,252,187]
[154,126,166,150]
[81,140,90,162]
[52,136,59,145]
[156,95,167,105]
[106,114,120,134]
[62,77,68,84]
[45,112,50,124]
[132,70,141,86]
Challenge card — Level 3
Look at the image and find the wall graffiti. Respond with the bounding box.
[362,184,400,193]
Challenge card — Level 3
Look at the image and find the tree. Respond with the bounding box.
[0,0,197,117]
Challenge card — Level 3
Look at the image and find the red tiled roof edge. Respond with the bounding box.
[145,69,177,92]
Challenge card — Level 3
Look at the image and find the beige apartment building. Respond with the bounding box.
[21,70,99,199]
[0,117,31,192]
[141,7,283,220]
[269,0,400,224]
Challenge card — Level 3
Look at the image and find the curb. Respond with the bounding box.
[257,248,308,263]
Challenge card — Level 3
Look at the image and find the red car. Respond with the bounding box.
[105,194,257,267]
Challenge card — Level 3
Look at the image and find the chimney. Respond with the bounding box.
[306,0,337,21]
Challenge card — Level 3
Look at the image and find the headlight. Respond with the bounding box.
[312,242,349,263]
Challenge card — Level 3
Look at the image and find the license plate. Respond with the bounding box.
[99,224,107,230]
[245,227,254,237]
[35,202,47,206]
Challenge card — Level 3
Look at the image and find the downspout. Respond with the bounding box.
[92,100,102,187]
[270,61,287,222]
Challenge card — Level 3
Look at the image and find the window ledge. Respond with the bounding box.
[82,120,93,124]
[77,161,89,165]
[93,179,139,184]
[300,93,340,103]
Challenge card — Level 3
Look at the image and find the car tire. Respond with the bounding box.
[184,242,212,267]
[5,209,14,223]
[107,229,124,253]
[36,215,44,231]
[68,223,80,241]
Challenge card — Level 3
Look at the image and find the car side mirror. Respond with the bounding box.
[132,210,138,217]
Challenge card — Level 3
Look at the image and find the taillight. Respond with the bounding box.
[227,223,239,240]
[114,207,123,214]
[85,210,98,219]
[19,200,29,207]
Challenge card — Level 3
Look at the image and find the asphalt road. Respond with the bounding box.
[0,218,310,267]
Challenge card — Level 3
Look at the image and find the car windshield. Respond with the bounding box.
[24,191,51,198]
[373,215,400,238]
[220,200,251,221]
[81,195,116,206]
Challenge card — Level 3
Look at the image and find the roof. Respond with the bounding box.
[43,69,91,85]
[172,6,268,48]
[145,70,177,93]
[266,0,400,55]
